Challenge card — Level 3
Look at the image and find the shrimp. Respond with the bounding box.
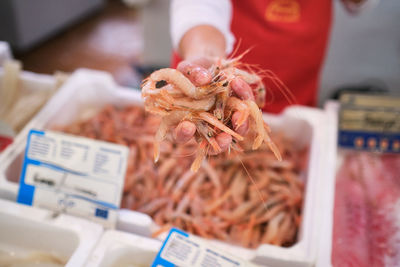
[264,127,282,161]
[261,211,285,244]
[154,111,190,162]
[245,100,265,149]
[226,97,250,129]
[144,68,217,99]
[174,95,216,111]
[195,121,221,153]
[197,112,243,141]
[214,88,230,121]
[190,140,208,172]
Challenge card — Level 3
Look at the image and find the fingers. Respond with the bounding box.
[177,61,212,86]
[230,77,255,101]
[232,111,249,136]
[173,121,196,143]
[209,133,232,155]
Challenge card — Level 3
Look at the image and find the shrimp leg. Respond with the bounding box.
[197,112,243,141]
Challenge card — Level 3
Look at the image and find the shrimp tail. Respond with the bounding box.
[190,140,207,172]
[209,137,222,154]
[264,133,282,161]
[235,109,250,130]
[154,142,161,163]
[245,100,264,149]
[252,135,264,150]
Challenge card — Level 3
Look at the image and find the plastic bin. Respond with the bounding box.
[0,69,332,267]
[86,230,161,267]
[0,198,103,267]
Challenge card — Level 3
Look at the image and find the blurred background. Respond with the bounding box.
[1,0,399,105]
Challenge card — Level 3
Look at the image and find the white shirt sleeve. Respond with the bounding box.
[170,0,235,55]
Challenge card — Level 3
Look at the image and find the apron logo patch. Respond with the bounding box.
[265,0,301,23]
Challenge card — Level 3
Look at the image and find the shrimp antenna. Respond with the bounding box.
[264,70,297,105]
[229,38,243,60]
[234,46,254,63]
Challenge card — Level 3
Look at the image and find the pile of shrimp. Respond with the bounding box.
[58,105,306,248]
[141,56,283,171]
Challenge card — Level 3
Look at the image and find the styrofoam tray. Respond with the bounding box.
[0,68,57,141]
[0,69,332,267]
[314,101,341,267]
[0,68,56,95]
[0,198,103,267]
[0,69,58,199]
[85,230,161,267]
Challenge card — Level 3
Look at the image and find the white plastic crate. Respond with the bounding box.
[86,230,161,267]
[0,69,332,267]
[0,198,103,267]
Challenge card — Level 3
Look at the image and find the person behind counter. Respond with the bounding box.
[168,0,374,153]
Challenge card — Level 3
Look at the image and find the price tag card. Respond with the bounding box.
[338,94,400,153]
[17,129,129,228]
[152,228,260,267]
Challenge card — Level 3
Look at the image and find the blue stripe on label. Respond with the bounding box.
[338,130,400,153]
[35,161,88,177]
[151,228,189,267]
[17,129,119,210]
[17,130,45,206]
[69,194,118,210]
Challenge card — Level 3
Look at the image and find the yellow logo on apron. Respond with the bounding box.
[265,0,301,23]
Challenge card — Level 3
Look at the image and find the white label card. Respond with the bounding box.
[152,228,260,267]
[17,130,129,228]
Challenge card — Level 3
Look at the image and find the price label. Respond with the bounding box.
[152,228,260,267]
[338,94,400,153]
[17,130,128,227]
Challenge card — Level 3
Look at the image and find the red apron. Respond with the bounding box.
[172,0,332,113]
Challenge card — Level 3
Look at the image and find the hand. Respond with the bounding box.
[173,58,255,154]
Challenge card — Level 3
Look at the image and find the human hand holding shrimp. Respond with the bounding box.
[142,25,280,171]
[173,58,256,155]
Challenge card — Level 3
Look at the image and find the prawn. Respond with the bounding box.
[226,97,250,128]
[144,68,218,99]
[154,111,190,162]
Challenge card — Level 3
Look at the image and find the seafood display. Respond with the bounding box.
[59,105,307,249]
[141,57,284,171]
[332,152,400,267]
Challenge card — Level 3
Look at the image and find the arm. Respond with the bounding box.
[170,0,235,57]
[179,25,226,61]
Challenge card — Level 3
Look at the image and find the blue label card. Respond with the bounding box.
[338,94,400,153]
[17,130,129,228]
[152,228,260,267]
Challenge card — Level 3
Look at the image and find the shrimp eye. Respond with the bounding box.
[222,81,229,87]
[156,80,167,88]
